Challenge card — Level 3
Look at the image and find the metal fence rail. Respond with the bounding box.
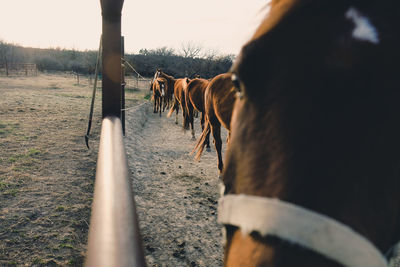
[85,116,145,267]
[85,0,146,266]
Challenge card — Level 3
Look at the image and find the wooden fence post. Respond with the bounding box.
[100,0,123,119]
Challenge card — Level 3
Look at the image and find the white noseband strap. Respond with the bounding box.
[218,194,388,267]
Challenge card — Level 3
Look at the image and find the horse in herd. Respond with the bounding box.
[192,73,236,178]
[184,78,211,149]
[150,70,174,115]
[150,69,235,173]
[148,0,400,265]
[150,77,167,116]
[153,69,193,134]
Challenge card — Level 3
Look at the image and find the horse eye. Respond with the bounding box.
[231,74,241,90]
[231,73,244,99]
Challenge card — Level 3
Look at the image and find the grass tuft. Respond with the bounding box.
[56,206,65,212]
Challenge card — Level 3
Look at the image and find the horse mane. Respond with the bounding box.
[156,77,167,83]
[250,0,301,41]
[159,71,175,81]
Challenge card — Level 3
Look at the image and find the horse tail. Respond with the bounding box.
[184,79,192,117]
[181,79,191,130]
[192,114,211,160]
[167,97,177,118]
[184,80,195,128]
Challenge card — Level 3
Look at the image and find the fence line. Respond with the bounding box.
[85,0,146,266]
[0,63,37,76]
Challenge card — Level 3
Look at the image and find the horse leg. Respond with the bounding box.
[190,115,195,140]
[153,96,157,113]
[210,120,223,178]
[159,96,162,117]
[201,112,211,151]
[181,103,189,130]
[175,103,179,124]
[163,96,167,112]
[186,102,195,139]
[205,131,211,151]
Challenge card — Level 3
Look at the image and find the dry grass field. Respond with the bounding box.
[0,73,149,266]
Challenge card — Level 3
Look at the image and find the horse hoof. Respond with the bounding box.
[206,147,211,152]
[191,136,196,141]
[218,173,223,180]
[175,122,178,125]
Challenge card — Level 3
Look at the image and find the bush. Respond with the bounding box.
[0,41,234,78]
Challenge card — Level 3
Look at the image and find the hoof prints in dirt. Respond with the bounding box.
[125,103,223,266]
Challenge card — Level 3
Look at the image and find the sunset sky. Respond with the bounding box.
[0,0,268,55]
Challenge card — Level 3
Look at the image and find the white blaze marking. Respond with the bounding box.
[345,7,379,44]
[153,72,158,83]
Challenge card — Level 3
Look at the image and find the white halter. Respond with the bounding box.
[218,194,389,267]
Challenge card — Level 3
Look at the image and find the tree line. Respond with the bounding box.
[0,41,234,79]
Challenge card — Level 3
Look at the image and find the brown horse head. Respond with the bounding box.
[150,69,161,90]
[221,1,400,266]
[156,78,166,97]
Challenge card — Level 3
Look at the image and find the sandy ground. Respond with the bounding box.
[0,73,148,266]
[125,102,227,267]
[0,73,227,266]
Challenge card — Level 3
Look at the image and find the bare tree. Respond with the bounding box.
[180,42,203,58]
[154,47,175,56]
[202,48,219,60]
[0,40,10,76]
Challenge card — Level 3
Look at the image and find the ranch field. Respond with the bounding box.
[0,73,226,266]
[0,73,148,266]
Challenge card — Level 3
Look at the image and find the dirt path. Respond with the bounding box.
[124,103,400,267]
[125,103,227,267]
[0,74,148,266]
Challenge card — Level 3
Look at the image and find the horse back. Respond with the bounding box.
[206,73,235,130]
[174,78,188,104]
[187,78,210,113]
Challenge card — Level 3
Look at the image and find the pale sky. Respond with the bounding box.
[0,0,268,55]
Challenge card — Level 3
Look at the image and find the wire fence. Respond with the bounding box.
[0,63,38,76]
